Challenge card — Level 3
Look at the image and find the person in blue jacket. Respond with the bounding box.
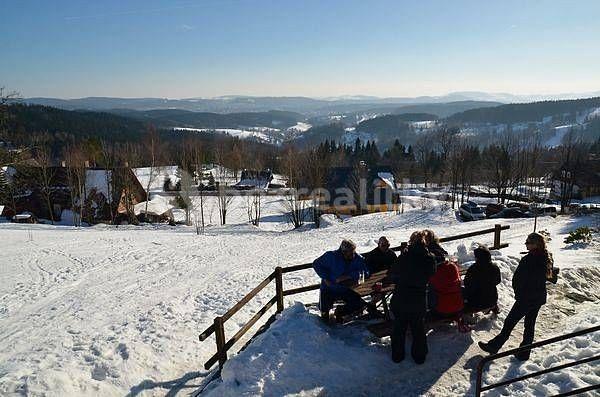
[313,239,374,322]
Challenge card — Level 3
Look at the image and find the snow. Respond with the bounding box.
[377,172,396,190]
[409,120,437,129]
[0,198,598,396]
[133,166,180,193]
[173,127,273,142]
[287,122,312,132]
[85,169,112,201]
[545,125,573,148]
[133,195,173,217]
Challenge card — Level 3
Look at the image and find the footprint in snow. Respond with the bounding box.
[116,343,129,360]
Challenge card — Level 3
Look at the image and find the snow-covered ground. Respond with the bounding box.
[0,198,598,396]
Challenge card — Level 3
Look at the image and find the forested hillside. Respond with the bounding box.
[448,97,600,124]
[110,109,303,129]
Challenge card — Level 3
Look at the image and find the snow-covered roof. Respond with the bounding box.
[201,165,239,186]
[1,166,15,184]
[171,208,187,224]
[236,178,270,189]
[133,166,180,193]
[134,195,174,217]
[85,169,112,202]
[376,172,396,190]
[269,174,288,188]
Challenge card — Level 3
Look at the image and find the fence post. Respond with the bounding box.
[493,224,501,249]
[214,316,227,368]
[275,267,284,313]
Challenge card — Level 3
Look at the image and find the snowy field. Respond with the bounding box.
[0,197,598,396]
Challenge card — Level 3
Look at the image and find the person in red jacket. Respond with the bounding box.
[429,257,464,316]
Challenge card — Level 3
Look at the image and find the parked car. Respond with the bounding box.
[489,207,531,219]
[12,212,37,224]
[485,203,505,218]
[507,202,530,210]
[459,201,486,221]
[530,206,558,217]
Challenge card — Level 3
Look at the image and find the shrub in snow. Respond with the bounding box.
[564,227,593,244]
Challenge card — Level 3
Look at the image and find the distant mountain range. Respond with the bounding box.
[23,90,600,116]
[8,95,600,151]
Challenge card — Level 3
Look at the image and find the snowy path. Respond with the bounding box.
[0,207,598,396]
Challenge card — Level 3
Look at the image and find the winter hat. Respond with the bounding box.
[474,245,492,264]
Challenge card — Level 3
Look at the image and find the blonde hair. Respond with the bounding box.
[527,232,554,276]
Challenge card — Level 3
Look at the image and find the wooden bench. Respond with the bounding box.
[366,305,499,337]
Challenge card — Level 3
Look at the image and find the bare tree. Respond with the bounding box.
[557,130,585,214]
[64,145,87,226]
[100,140,118,224]
[217,182,233,225]
[33,147,57,224]
[142,126,163,221]
[280,147,307,228]
[303,149,327,227]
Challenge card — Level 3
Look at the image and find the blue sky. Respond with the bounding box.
[1,0,599,98]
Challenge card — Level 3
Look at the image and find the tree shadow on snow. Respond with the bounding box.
[126,370,212,397]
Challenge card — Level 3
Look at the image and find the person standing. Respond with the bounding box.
[479,233,553,361]
[390,231,437,364]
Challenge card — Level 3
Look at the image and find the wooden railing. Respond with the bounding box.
[198,224,510,370]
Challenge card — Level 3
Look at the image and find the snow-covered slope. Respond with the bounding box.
[0,202,598,396]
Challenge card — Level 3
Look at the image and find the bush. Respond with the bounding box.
[564,227,593,244]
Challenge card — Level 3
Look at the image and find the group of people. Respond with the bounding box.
[312,230,553,365]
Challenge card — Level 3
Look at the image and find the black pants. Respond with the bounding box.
[391,311,428,364]
[319,285,366,315]
[488,301,542,359]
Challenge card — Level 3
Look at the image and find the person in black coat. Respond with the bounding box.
[364,236,397,274]
[390,231,437,364]
[463,245,501,309]
[424,229,448,265]
[479,232,552,361]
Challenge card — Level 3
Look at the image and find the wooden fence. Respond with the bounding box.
[198,224,510,370]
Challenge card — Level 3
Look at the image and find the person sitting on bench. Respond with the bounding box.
[390,231,436,364]
[463,245,501,310]
[313,239,376,322]
[364,236,397,274]
[429,256,464,318]
[424,229,448,265]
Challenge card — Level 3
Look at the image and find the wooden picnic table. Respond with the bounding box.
[347,265,469,321]
[349,270,395,319]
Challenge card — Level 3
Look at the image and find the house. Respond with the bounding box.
[235,169,273,190]
[9,165,72,222]
[234,169,288,190]
[317,164,400,215]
